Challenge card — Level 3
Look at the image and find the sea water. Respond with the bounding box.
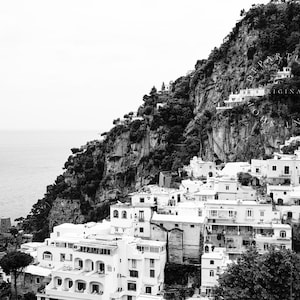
[0,130,99,222]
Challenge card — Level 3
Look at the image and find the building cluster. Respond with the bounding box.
[217,67,293,111]
[19,144,300,299]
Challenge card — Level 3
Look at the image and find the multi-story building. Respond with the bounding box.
[265,152,300,187]
[200,246,231,298]
[203,199,290,259]
[214,178,256,202]
[35,222,166,300]
[110,202,153,239]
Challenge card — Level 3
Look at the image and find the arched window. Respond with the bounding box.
[280,230,286,238]
[122,211,127,219]
[209,270,214,277]
[113,210,119,218]
[205,245,209,253]
[43,251,52,261]
[278,199,284,206]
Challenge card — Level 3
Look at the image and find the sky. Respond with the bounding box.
[0,0,269,132]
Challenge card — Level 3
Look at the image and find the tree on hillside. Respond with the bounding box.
[0,251,33,300]
[214,248,300,300]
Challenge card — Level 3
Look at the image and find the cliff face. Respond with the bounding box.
[23,1,300,241]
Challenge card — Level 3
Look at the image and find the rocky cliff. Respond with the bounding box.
[22,0,300,241]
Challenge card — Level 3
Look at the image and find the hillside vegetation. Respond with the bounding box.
[22,1,300,241]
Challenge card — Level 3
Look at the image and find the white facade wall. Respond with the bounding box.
[134,206,153,238]
[200,248,230,297]
[277,205,300,223]
[267,185,293,205]
[251,159,268,177]
[185,157,216,179]
[130,186,183,209]
[204,200,278,224]
[35,224,166,300]
[180,179,204,194]
[266,157,300,186]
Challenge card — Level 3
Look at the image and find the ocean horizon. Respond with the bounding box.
[0,130,99,222]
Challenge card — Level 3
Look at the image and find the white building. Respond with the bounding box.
[203,199,290,259]
[130,185,184,209]
[184,157,216,179]
[214,178,257,202]
[265,152,300,187]
[110,202,153,239]
[267,184,293,205]
[180,179,204,194]
[20,242,44,264]
[217,88,266,110]
[200,246,231,298]
[35,222,166,300]
[251,159,268,178]
[274,67,293,84]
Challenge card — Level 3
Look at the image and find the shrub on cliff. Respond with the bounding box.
[292,61,300,77]
[129,120,147,143]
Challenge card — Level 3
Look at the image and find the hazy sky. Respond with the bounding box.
[0,0,269,131]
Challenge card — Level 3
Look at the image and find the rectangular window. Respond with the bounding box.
[206,288,212,295]
[139,227,144,233]
[146,286,152,294]
[140,198,145,203]
[272,166,276,171]
[60,254,65,262]
[132,259,137,268]
[211,210,217,217]
[247,209,253,218]
[190,224,195,228]
[127,282,136,291]
[150,247,159,253]
[260,211,264,217]
[150,259,155,268]
[229,210,234,217]
[225,185,229,190]
[129,270,138,278]
[35,277,40,284]
[139,211,144,222]
[150,270,155,278]
[256,168,259,173]
[284,166,290,174]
